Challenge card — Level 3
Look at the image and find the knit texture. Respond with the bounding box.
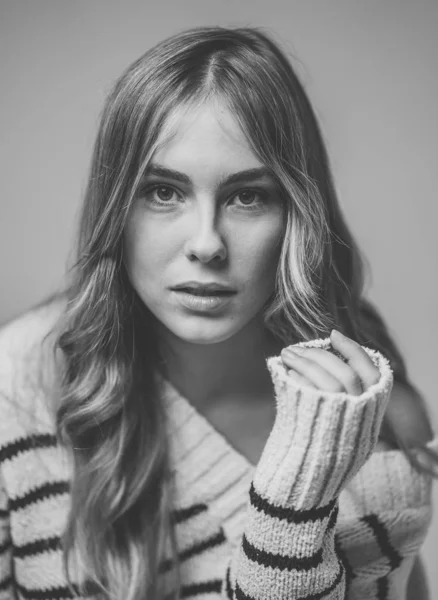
[0,302,436,600]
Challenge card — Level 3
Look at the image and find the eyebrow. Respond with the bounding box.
[143,163,274,187]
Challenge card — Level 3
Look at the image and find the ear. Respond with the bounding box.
[385,381,435,447]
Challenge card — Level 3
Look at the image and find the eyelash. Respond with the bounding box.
[140,184,269,211]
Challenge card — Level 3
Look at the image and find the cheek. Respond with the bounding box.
[123,214,176,286]
[233,220,283,289]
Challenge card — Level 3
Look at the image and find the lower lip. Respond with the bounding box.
[171,290,235,312]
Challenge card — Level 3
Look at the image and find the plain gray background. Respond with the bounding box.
[1,0,437,594]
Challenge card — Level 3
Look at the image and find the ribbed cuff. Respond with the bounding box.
[253,338,394,510]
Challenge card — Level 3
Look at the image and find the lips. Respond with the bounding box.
[172,281,236,295]
[175,287,235,296]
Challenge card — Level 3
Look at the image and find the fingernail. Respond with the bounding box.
[286,346,305,355]
[331,329,344,339]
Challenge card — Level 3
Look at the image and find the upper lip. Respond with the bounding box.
[172,281,236,293]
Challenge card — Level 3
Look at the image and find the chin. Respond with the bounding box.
[163,316,244,346]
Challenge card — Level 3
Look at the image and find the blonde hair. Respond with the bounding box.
[50,25,437,600]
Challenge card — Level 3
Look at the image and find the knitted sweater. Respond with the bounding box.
[0,301,436,600]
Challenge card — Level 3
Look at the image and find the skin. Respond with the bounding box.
[281,329,380,395]
[124,98,285,407]
[123,97,380,408]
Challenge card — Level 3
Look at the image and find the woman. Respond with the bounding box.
[0,25,437,600]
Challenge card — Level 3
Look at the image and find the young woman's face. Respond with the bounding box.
[124,99,285,345]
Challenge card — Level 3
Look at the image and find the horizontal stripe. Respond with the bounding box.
[9,481,69,512]
[297,561,344,600]
[377,575,388,600]
[173,503,208,524]
[233,561,344,600]
[0,434,58,463]
[249,482,337,523]
[242,532,323,571]
[326,504,338,531]
[16,582,76,600]
[0,508,8,519]
[159,529,227,573]
[0,576,12,593]
[180,579,222,598]
[242,500,338,561]
[225,565,233,599]
[0,539,11,554]
[14,535,61,559]
[361,514,402,570]
[180,529,226,562]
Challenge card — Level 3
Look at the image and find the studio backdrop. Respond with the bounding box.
[1,0,437,594]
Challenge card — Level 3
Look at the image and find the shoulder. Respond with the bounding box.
[0,294,66,383]
[0,293,66,353]
[384,381,435,447]
[0,294,67,438]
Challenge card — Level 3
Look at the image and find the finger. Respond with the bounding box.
[281,364,319,389]
[330,330,380,389]
[411,447,438,476]
[281,347,346,393]
[286,346,364,395]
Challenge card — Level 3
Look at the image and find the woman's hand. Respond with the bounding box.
[280,329,381,396]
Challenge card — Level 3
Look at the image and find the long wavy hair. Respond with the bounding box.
[50,25,438,600]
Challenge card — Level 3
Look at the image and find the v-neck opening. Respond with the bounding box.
[156,371,256,474]
[155,371,438,486]
[155,370,438,530]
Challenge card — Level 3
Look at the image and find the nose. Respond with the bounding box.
[183,203,227,264]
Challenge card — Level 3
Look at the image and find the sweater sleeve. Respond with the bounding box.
[0,466,14,600]
[222,338,394,600]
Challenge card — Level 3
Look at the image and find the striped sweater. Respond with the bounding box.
[0,301,436,600]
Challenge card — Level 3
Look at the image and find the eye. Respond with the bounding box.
[139,184,269,211]
[155,186,175,201]
[231,189,267,209]
[141,184,180,206]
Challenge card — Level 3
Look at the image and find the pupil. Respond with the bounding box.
[157,187,173,201]
[240,191,254,205]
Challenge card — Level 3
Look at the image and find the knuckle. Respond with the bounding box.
[364,362,381,386]
[369,370,381,386]
[345,370,363,389]
[327,382,346,393]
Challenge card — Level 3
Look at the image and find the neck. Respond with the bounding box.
[155,317,285,409]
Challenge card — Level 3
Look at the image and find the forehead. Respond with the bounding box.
[154,97,262,166]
